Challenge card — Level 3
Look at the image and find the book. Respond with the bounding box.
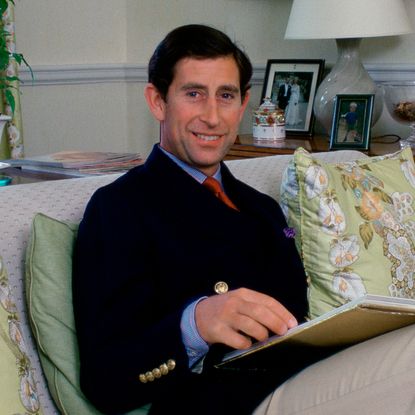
[4,151,144,175]
[215,294,415,369]
[15,164,98,177]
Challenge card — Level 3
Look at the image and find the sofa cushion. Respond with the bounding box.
[25,212,150,415]
[0,255,44,414]
[281,146,415,319]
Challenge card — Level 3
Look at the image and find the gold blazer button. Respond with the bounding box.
[152,368,162,378]
[145,371,155,382]
[214,281,228,294]
[167,359,176,371]
[159,363,169,375]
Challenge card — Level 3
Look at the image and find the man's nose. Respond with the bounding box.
[200,98,220,127]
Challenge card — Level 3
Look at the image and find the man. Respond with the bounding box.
[277,77,291,110]
[73,25,312,415]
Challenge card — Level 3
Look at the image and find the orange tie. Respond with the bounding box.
[203,176,239,211]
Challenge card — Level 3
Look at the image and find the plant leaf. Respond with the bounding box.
[5,88,15,113]
[0,0,8,15]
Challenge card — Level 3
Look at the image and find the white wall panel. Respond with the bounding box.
[11,0,415,157]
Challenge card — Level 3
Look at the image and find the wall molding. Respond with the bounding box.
[19,63,415,87]
[19,64,148,86]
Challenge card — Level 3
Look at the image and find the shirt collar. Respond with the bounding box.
[159,145,222,185]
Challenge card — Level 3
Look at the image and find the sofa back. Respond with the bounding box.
[0,149,366,413]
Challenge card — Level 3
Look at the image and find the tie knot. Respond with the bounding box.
[203,177,239,211]
[203,176,222,197]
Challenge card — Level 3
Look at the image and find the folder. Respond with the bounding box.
[215,294,415,369]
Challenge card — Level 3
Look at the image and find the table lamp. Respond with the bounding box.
[285,0,413,135]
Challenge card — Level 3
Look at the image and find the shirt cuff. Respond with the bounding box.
[180,297,209,371]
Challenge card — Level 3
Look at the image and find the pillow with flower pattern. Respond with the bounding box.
[0,255,43,414]
[280,146,415,319]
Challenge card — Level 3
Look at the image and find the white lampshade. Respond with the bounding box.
[284,0,413,136]
[285,0,412,40]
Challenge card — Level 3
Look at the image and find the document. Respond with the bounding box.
[215,294,415,369]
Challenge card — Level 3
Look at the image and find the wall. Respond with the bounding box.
[13,0,415,158]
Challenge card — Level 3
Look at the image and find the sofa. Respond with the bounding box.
[1,148,415,415]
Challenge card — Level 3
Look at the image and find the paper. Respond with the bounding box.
[215,294,415,369]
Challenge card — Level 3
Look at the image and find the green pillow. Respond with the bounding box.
[0,255,44,414]
[281,147,415,319]
[25,213,150,415]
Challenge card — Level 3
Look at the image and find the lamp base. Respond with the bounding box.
[400,123,415,149]
[313,38,382,135]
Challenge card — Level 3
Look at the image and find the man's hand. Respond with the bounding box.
[195,288,298,350]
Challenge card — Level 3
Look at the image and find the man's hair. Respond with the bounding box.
[148,24,252,101]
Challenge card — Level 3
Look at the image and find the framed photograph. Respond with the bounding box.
[261,59,325,136]
[329,94,374,151]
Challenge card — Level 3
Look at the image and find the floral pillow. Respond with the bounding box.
[0,255,43,414]
[281,146,415,319]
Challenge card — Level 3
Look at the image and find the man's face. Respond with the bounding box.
[147,56,250,176]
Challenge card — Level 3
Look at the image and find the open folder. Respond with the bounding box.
[215,294,415,369]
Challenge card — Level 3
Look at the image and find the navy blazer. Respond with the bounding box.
[72,145,308,414]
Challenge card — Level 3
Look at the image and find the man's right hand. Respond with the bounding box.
[195,288,298,350]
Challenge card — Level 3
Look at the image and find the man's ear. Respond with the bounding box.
[144,83,166,121]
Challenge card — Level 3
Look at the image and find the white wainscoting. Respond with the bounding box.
[19,63,415,87]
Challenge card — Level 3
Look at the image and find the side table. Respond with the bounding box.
[1,166,83,186]
[225,134,404,160]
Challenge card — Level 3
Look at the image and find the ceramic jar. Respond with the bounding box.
[253,98,286,141]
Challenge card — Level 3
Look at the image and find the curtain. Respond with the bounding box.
[0,2,24,159]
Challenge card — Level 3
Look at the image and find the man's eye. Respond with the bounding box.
[221,93,235,100]
[187,91,199,98]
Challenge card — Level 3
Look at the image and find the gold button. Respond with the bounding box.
[159,364,169,375]
[152,368,162,378]
[139,374,147,383]
[145,371,155,382]
[214,281,228,294]
[167,359,176,371]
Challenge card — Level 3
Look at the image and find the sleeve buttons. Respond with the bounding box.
[138,359,177,383]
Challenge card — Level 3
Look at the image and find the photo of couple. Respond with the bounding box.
[261,59,325,135]
[270,72,314,131]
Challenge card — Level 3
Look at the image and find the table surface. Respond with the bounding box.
[0,166,81,186]
[1,136,406,186]
[225,134,405,160]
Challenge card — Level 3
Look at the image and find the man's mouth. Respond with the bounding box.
[194,133,221,142]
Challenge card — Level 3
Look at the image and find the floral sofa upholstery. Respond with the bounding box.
[0,149,368,414]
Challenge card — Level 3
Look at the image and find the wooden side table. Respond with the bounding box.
[225,134,405,160]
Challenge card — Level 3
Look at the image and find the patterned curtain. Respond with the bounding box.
[0,2,24,159]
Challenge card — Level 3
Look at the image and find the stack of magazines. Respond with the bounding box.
[4,151,144,176]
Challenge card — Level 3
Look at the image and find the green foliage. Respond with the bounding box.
[0,0,13,16]
[0,0,31,114]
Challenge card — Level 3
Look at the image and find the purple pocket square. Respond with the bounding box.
[283,227,296,239]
